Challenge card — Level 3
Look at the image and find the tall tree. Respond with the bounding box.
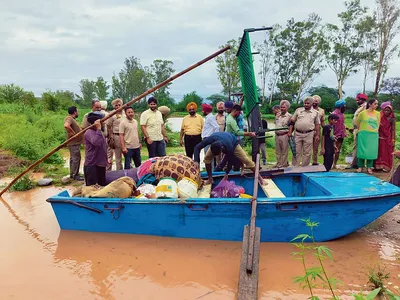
[112,57,150,102]
[215,39,241,96]
[79,79,96,106]
[326,0,368,98]
[373,0,400,95]
[274,13,328,101]
[381,77,400,94]
[150,59,175,101]
[0,84,25,103]
[95,77,110,100]
[206,93,226,108]
[258,27,278,103]
[176,91,203,112]
[356,15,378,94]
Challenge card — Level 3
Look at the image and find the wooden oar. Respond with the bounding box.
[238,154,261,300]
[0,45,231,197]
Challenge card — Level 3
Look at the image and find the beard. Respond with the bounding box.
[189,111,196,116]
[218,110,224,114]
[150,107,156,111]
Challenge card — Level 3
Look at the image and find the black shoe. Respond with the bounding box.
[312,163,319,166]
[73,175,85,181]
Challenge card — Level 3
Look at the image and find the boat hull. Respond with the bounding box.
[47,191,400,242]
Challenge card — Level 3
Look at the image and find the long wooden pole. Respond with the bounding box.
[0,46,231,196]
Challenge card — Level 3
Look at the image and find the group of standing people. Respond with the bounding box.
[272,93,396,174]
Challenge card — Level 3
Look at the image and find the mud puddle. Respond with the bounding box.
[0,187,399,299]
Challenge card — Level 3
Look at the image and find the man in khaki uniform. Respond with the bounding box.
[106,98,124,170]
[64,106,84,181]
[288,97,320,167]
[275,100,292,167]
[120,106,141,169]
[351,93,368,167]
[311,95,325,165]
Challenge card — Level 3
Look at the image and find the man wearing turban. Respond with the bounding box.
[180,102,204,159]
[311,95,325,165]
[106,98,124,171]
[332,99,347,169]
[275,100,292,167]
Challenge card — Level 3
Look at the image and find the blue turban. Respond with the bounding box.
[224,101,234,109]
[335,99,346,108]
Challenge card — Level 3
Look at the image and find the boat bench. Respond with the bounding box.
[260,178,286,198]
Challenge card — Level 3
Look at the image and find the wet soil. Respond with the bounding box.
[0,186,399,299]
[0,150,25,178]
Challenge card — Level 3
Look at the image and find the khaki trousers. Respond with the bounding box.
[351,129,358,167]
[312,133,321,164]
[295,131,314,167]
[107,134,123,171]
[275,134,289,167]
[204,145,255,169]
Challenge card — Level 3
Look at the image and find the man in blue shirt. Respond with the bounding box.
[194,132,255,184]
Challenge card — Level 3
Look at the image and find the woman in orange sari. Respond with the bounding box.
[375,101,396,172]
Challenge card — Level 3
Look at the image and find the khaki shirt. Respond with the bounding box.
[119,118,140,149]
[107,110,124,134]
[275,112,292,134]
[216,113,225,132]
[314,107,325,126]
[292,107,320,132]
[140,109,164,141]
[353,102,367,128]
[64,116,82,145]
[181,114,204,135]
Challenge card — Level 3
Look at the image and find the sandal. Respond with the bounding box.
[367,168,373,175]
[357,168,362,173]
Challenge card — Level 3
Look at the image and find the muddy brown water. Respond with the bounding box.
[0,186,399,299]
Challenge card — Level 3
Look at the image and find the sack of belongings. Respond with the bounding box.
[149,155,201,186]
[73,177,136,198]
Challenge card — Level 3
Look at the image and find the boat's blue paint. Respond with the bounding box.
[47,172,400,242]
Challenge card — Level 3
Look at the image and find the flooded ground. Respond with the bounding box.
[0,186,399,299]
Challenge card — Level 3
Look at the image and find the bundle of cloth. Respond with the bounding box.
[73,177,137,198]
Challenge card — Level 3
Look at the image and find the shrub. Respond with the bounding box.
[10,175,36,191]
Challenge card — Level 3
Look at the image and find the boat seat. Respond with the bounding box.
[260,178,286,198]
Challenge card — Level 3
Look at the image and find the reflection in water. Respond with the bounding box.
[0,186,400,299]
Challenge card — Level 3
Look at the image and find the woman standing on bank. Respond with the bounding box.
[375,102,396,172]
[356,99,381,174]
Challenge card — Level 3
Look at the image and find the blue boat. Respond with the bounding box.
[47,172,400,242]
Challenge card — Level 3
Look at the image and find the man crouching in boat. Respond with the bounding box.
[194,132,256,184]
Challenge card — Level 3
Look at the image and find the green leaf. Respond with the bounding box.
[293,275,305,284]
[316,245,333,260]
[291,234,312,242]
[365,288,381,300]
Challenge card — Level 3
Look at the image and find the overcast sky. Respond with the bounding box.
[1,0,399,101]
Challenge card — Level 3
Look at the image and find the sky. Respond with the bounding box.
[0,0,399,101]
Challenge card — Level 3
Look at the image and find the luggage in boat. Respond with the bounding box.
[155,178,178,198]
[73,177,136,198]
[178,177,198,198]
[150,155,201,186]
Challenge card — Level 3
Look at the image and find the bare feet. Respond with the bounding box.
[367,168,373,175]
[357,168,362,173]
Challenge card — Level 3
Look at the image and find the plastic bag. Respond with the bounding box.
[211,180,245,198]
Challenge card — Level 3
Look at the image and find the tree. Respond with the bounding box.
[326,0,368,98]
[42,91,60,111]
[150,59,175,101]
[112,57,150,102]
[274,14,328,101]
[79,79,96,106]
[55,90,75,110]
[215,39,241,96]
[356,15,379,93]
[22,92,39,106]
[206,93,226,108]
[176,91,203,112]
[258,27,278,104]
[95,77,110,100]
[373,0,400,95]
[381,77,400,94]
[0,84,25,103]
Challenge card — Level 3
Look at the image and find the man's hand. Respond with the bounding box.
[314,135,320,143]
[180,139,183,146]
[245,132,256,138]
[164,136,169,143]
[207,177,214,185]
[147,137,153,145]
[94,120,101,130]
[122,147,128,154]
[320,149,325,155]
[223,174,229,181]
